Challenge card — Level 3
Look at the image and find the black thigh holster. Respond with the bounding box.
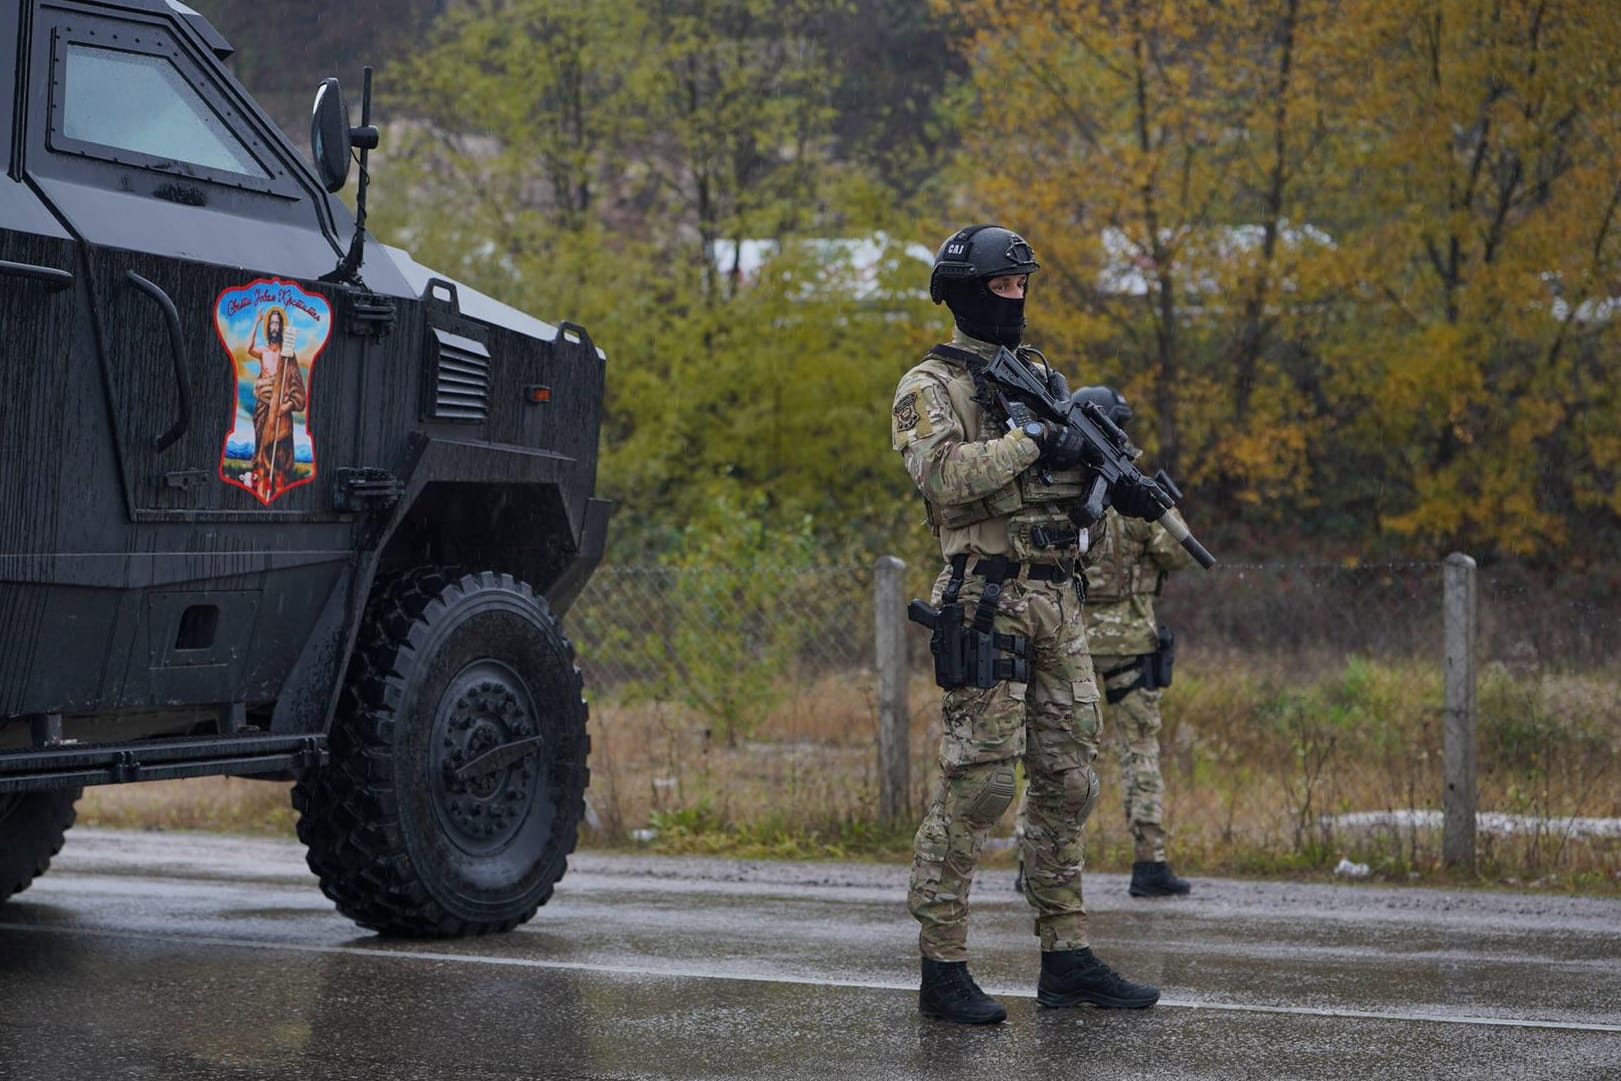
[906,555,1031,690]
[1100,624,1175,704]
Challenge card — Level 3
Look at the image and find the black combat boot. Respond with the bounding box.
[1036,948,1160,1009]
[1129,860,1192,897]
[919,958,1008,1024]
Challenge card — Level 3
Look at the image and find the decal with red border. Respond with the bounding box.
[213,278,332,505]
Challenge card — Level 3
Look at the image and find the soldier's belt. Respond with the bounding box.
[964,558,1072,582]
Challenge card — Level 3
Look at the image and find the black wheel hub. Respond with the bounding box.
[430,661,546,852]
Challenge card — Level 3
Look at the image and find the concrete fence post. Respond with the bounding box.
[1442,552,1478,872]
[875,556,910,827]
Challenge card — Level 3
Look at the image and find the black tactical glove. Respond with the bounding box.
[1041,425,1089,470]
[1045,367,1070,400]
[1109,479,1165,522]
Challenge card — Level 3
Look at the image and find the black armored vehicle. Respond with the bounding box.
[0,0,610,935]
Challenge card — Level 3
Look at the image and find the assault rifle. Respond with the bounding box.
[943,344,1217,569]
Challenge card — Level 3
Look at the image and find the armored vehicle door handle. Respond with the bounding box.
[164,468,210,491]
[0,258,73,292]
[125,271,192,452]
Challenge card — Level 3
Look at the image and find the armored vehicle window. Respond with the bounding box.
[62,43,267,178]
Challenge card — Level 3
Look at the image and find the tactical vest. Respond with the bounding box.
[916,348,1094,561]
[1081,514,1161,603]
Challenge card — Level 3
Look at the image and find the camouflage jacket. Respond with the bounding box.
[1081,507,1196,656]
[891,330,1095,564]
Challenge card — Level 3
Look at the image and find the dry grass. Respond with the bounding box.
[78,775,298,836]
[73,659,1621,891]
[584,670,925,858]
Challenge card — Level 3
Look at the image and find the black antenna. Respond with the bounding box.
[322,67,380,285]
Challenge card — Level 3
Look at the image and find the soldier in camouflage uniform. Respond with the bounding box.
[1077,384,1197,897]
[893,224,1162,1025]
[1012,388,1196,898]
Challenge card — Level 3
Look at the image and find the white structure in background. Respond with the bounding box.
[1541,272,1621,324]
[709,232,936,301]
[710,225,1360,306]
[1096,222,1336,297]
[1095,226,1617,324]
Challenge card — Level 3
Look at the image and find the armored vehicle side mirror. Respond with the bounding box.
[312,78,352,193]
[311,77,380,194]
[314,69,382,284]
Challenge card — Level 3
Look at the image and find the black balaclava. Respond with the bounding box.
[942,277,1026,347]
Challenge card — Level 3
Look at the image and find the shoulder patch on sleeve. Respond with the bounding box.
[894,392,921,432]
[892,389,935,444]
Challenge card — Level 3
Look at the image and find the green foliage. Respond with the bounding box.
[641,800,915,859]
[648,800,724,837]
[818,0,967,192]
[1477,662,1618,813]
[366,0,943,563]
[630,487,826,746]
[1479,662,1555,774]
[595,234,940,558]
[1253,683,1343,853]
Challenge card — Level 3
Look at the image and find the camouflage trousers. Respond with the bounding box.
[1094,654,1168,863]
[908,567,1103,961]
[1012,653,1171,864]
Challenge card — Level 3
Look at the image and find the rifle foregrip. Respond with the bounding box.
[1155,510,1217,569]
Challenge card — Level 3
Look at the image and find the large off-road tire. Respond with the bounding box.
[0,788,80,903]
[293,569,590,936]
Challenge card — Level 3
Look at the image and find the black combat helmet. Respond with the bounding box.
[1073,385,1133,428]
[930,224,1040,346]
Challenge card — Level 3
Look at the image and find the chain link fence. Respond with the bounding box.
[565,556,1621,880]
[1159,558,1621,672]
[570,556,1621,690]
[569,563,874,695]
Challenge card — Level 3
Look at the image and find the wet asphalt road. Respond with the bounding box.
[0,829,1618,1080]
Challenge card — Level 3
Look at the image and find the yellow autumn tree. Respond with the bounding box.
[1315,0,1621,555]
[935,0,1346,518]
[939,0,1621,558]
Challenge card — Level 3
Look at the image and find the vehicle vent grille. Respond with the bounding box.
[429,328,491,422]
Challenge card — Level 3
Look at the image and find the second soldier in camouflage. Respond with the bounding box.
[1080,431,1197,897]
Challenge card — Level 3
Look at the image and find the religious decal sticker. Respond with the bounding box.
[213,279,331,505]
